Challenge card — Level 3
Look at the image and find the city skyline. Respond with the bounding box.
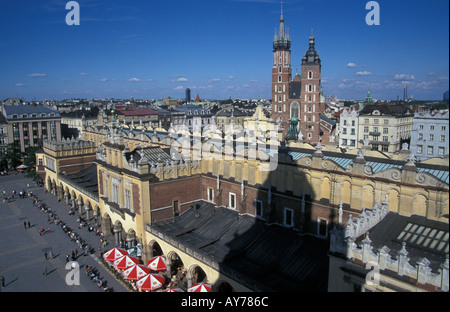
[0,0,448,101]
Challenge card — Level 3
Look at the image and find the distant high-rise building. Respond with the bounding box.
[444,90,449,102]
[186,88,191,103]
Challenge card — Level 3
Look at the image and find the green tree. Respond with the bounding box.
[0,142,22,169]
[23,146,39,171]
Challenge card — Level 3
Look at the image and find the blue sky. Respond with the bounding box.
[0,0,448,101]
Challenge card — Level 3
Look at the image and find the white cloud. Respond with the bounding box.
[393,74,415,81]
[208,78,221,82]
[228,75,235,79]
[80,72,89,76]
[174,86,184,90]
[356,71,372,76]
[128,78,141,82]
[346,62,357,68]
[16,83,26,86]
[99,78,109,82]
[177,77,188,82]
[28,73,47,77]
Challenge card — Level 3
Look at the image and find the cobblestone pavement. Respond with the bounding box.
[0,173,129,292]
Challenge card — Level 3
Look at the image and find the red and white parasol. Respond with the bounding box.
[136,273,165,291]
[102,248,128,262]
[187,283,212,292]
[147,255,167,271]
[113,255,140,270]
[122,264,151,281]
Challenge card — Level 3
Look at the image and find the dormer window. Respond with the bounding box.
[12,114,18,119]
[22,114,28,118]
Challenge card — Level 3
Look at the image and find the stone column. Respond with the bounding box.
[416,258,432,285]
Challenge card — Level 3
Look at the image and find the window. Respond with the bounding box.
[308,71,313,79]
[343,120,347,126]
[419,125,424,130]
[104,180,109,198]
[207,188,214,202]
[382,136,388,142]
[284,208,294,227]
[112,181,119,203]
[429,134,434,141]
[350,140,356,146]
[418,133,423,140]
[364,126,369,133]
[417,145,423,154]
[364,119,369,124]
[229,193,236,209]
[382,145,389,152]
[351,128,355,135]
[427,146,434,155]
[430,125,435,130]
[124,189,131,210]
[384,119,389,125]
[440,135,446,142]
[374,119,379,124]
[352,120,356,126]
[438,147,446,156]
[342,128,347,134]
[383,128,388,134]
[254,200,263,218]
[342,139,348,146]
[441,126,447,131]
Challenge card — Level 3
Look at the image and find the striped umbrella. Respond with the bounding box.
[102,248,128,262]
[122,264,151,281]
[187,283,212,292]
[147,256,167,271]
[113,255,140,270]
[136,273,165,291]
[163,288,184,292]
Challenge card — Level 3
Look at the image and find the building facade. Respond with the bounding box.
[1,104,61,152]
[410,110,449,161]
[358,103,414,154]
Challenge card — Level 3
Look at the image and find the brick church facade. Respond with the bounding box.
[271,4,334,144]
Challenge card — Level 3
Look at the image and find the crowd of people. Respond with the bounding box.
[28,192,114,292]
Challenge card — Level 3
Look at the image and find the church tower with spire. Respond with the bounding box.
[300,32,322,144]
[271,2,292,134]
[271,4,329,145]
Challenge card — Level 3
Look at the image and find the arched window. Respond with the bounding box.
[290,102,300,119]
[308,71,313,79]
[309,84,313,92]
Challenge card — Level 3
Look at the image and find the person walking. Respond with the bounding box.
[0,275,5,287]
[24,221,27,229]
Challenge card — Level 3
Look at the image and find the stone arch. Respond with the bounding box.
[387,188,400,213]
[113,220,124,246]
[166,251,184,280]
[188,264,208,285]
[126,228,137,249]
[148,240,164,258]
[362,184,374,209]
[413,193,428,217]
[341,180,352,206]
[77,194,85,215]
[101,213,112,236]
[84,200,93,220]
[320,176,331,201]
[46,176,52,192]
[51,178,57,196]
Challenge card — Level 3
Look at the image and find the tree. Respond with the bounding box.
[0,142,22,170]
[23,146,39,171]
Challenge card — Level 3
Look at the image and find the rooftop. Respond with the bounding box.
[151,201,330,291]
